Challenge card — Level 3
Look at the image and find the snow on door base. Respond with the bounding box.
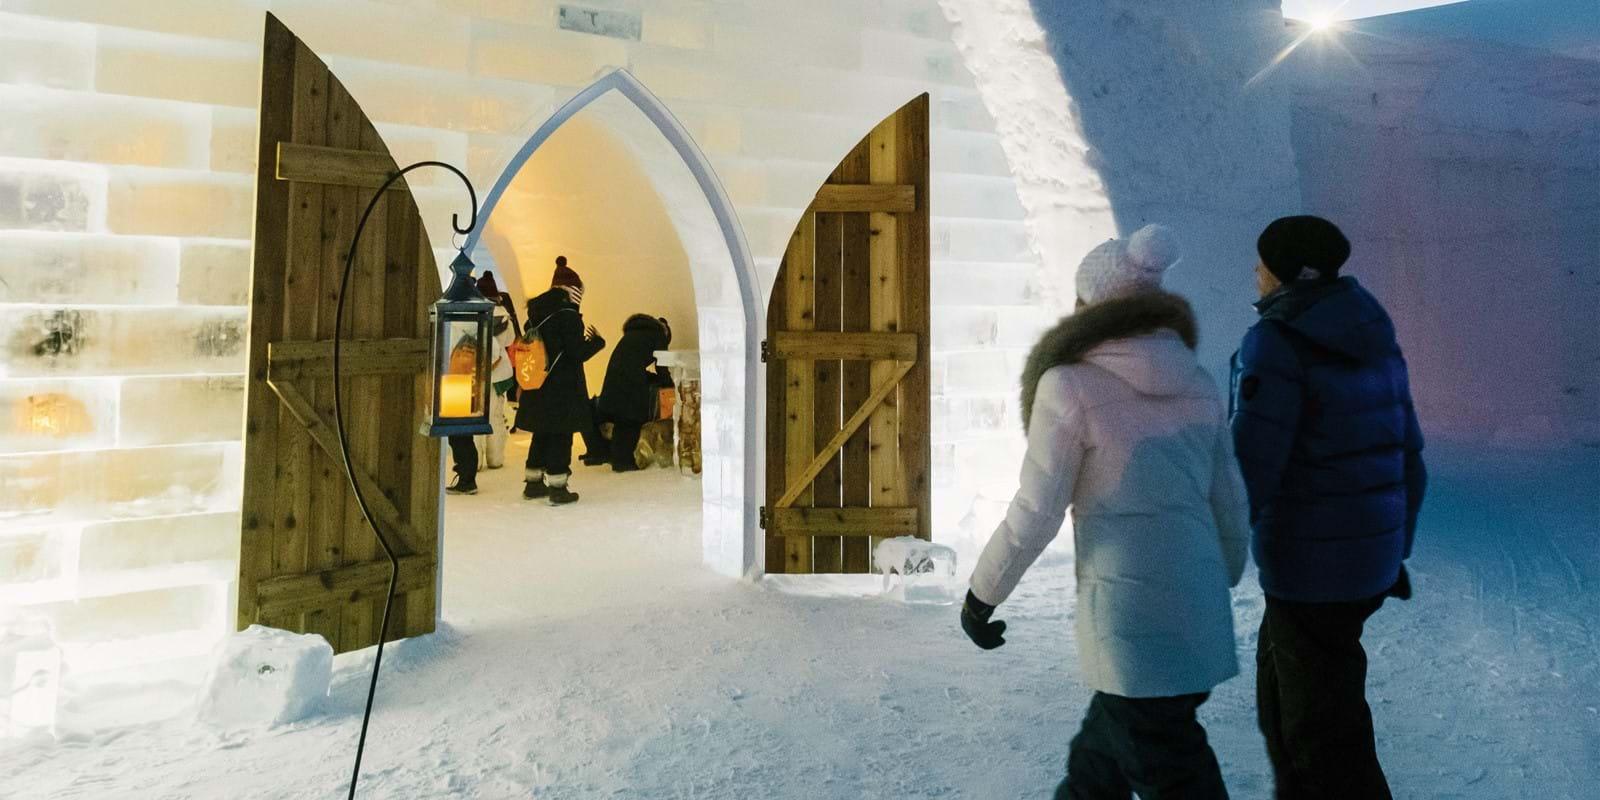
[759,537,959,605]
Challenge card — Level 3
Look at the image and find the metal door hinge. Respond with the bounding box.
[759,339,771,363]
[759,506,769,529]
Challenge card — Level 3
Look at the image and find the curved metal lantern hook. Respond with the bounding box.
[335,161,477,800]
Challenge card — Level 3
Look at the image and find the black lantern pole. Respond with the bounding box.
[333,161,484,799]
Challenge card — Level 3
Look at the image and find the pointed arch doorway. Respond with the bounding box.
[465,69,763,580]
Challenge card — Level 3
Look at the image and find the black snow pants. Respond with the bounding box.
[525,432,573,480]
[448,435,478,485]
[1257,594,1392,800]
[608,422,643,471]
[1057,691,1228,800]
[579,399,609,463]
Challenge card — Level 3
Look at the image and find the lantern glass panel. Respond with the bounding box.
[439,317,486,419]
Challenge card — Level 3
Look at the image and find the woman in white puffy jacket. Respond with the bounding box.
[961,225,1251,799]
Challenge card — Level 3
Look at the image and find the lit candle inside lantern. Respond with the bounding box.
[438,374,474,418]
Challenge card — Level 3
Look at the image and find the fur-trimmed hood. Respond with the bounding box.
[1020,292,1199,431]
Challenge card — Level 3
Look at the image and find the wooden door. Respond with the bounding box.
[237,14,440,653]
[764,95,931,574]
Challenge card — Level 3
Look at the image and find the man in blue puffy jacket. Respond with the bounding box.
[1230,216,1426,800]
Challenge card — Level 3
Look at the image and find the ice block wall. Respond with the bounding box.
[0,0,1048,725]
[1289,24,1600,446]
[936,0,1303,545]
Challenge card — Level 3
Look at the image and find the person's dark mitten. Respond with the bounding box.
[960,590,1007,650]
[1386,564,1412,600]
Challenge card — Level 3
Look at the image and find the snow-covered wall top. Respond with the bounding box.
[1288,24,1600,446]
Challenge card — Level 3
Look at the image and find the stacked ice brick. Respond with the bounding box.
[0,0,1046,730]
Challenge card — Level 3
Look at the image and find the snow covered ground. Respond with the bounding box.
[3,434,1596,798]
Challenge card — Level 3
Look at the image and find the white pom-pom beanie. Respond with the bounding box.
[1074,224,1183,305]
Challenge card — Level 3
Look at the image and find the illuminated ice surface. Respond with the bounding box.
[0,438,1594,798]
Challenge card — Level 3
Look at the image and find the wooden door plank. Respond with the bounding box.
[256,554,434,616]
[276,37,332,639]
[380,171,427,638]
[811,209,844,573]
[267,381,416,542]
[771,507,918,536]
[867,111,905,572]
[775,360,913,510]
[898,95,933,542]
[838,141,874,574]
[782,214,816,574]
[346,118,392,648]
[290,63,343,648]
[765,247,790,574]
[811,184,916,213]
[268,337,430,364]
[325,78,378,652]
[276,142,411,191]
[403,221,441,639]
[276,37,332,640]
[768,331,917,362]
[239,16,297,631]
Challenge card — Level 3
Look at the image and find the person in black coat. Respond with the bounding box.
[595,315,674,472]
[514,257,605,505]
[1231,215,1426,799]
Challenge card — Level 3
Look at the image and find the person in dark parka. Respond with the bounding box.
[1230,215,1427,800]
[515,257,605,505]
[595,315,674,472]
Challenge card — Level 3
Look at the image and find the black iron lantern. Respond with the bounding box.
[424,249,495,437]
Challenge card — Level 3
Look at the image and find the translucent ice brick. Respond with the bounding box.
[0,12,94,91]
[874,536,959,605]
[177,239,251,306]
[0,231,181,306]
[0,305,248,379]
[105,168,252,239]
[0,443,239,527]
[118,375,244,447]
[0,158,104,233]
[76,511,239,582]
[0,85,211,170]
[36,584,219,645]
[0,611,62,740]
[0,378,119,454]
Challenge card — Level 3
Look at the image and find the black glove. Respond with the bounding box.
[1386,564,1413,601]
[960,590,1007,650]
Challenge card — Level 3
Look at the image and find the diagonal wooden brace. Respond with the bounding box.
[266,378,416,544]
[774,359,914,509]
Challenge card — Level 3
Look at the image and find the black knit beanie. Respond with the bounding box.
[1256,215,1350,285]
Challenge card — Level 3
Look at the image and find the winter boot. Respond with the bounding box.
[446,476,478,495]
[522,468,548,501]
[545,473,579,506]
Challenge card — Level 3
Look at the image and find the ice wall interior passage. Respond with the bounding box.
[478,110,702,393]
[467,79,760,580]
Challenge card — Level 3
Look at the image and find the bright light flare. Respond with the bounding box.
[1246,1,1352,89]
